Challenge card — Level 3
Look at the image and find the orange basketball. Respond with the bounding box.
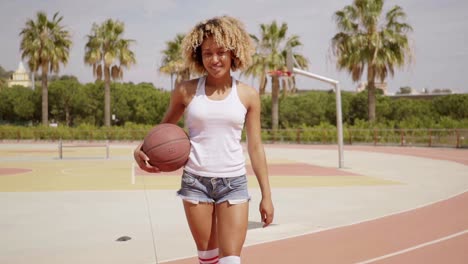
[141,123,191,172]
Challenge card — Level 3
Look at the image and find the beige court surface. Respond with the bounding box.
[0,142,467,263]
[0,143,398,192]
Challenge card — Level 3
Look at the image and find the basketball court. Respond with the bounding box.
[0,142,467,263]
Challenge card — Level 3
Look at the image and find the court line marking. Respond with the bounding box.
[244,188,468,247]
[160,189,468,263]
[21,143,459,263]
[142,168,160,264]
[345,149,468,165]
[354,229,468,264]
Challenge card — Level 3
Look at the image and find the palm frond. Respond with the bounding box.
[159,33,189,80]
[84,18,136,81]
[19,11,71,75]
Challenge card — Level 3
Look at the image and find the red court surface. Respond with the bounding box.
[241,192,468,264]
[163,145,468,264]
[162,192,468,264]
[0,168,32,175]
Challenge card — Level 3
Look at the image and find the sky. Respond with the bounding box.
[1,0,467,94]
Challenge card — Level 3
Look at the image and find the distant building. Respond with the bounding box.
[7,62,32,88]
[356,82,388,95]
[432,88,453,94]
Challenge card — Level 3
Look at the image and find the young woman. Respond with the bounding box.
[134,16,274,264]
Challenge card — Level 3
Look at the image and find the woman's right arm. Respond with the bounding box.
[133,82,189,172]
[160,82,189,124]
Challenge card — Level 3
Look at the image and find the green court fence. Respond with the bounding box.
[258,128,468,148]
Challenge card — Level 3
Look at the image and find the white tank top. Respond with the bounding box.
[184,76,247,178]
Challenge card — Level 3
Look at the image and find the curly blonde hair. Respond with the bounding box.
[182,16,254,75]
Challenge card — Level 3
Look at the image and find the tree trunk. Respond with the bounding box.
[175,69,190,87]
[271,75,280,131]
[281,77,288,96]
[175,74,182,87]
[290,77,297,93]
[367,66,376,122]
[65,103,70,126]
[182,69,190,81]
[32,73,35,90]
[41,65,48,126]
[104,66,111,127]
[170,73,174,91]
[259,73,267,95]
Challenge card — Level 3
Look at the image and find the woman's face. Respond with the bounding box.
[201,36,232,78]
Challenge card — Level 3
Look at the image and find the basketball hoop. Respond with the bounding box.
[286,47,344,168]
[267,69,293,77]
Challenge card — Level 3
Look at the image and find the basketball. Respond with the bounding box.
[141,123,191,172]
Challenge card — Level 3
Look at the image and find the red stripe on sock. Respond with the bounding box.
[199,255,219,262]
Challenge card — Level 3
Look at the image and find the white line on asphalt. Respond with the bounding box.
[354,229,468,264]
[243,189,468,247]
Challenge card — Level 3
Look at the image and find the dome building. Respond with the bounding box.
[8,62,32,88]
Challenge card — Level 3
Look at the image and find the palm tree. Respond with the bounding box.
[242,35,268,95]
[159,34,190,90]
[19,11,72,126]
[84,19,136,126]
[247,21,308,131]
[331,0,413,122]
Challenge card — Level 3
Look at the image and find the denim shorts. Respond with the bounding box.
[177,170,250,205]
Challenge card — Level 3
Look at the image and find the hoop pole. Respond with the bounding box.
[288,45,345,168]
[59,139,63,159]
[131,161,135,185]
[293,68,339,85]
[106,140,109,159]
[292,66,344,168]
[334,83,345,168]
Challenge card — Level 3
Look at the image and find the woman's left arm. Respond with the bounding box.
[243,85,274,227]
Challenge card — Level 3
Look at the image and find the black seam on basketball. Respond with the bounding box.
[143,138,189,153]
[146,124,187,138]
[150,154,189,165]
[145,128,170,142]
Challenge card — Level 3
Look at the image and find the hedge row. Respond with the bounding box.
[0,124,151,141]
[1,124,466,148]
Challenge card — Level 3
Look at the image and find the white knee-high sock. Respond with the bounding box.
[219,256,241,264]
[198,248,219,264]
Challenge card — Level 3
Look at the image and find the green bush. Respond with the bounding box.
[0,123,154,141]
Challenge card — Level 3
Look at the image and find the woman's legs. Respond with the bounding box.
[180,174,250,262]
[216,201,249,258]
[182,200,218,250]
